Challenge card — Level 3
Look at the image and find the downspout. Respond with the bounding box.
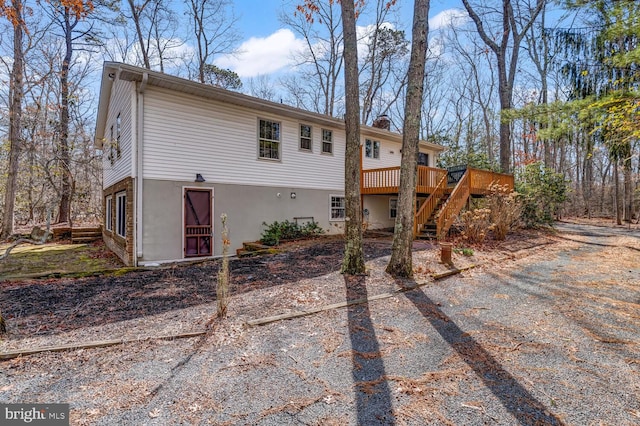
[135,72,148,264]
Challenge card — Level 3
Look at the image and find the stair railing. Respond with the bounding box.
[436,169,470,239]
[413,171,448,238]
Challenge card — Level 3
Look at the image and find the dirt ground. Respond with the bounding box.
[0,221,638,425]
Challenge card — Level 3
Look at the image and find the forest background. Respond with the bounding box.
[0,0,638,237]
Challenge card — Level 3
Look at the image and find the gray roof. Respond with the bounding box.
[94,62,444,152]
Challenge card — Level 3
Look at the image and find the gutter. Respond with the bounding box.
[135,71,148,263]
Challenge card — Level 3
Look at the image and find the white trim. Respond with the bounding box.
[139,254,225,266]
[105,195,113,231]
[299,123,313,152]
[321,128,333,155]
[182,186,214,258]
[116,191,127,237]
[257,117,282,161]
[365,139,380,160]
[329,194,345,221]
[389,197,398,220]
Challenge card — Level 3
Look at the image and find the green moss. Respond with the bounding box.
[0,242,125,281]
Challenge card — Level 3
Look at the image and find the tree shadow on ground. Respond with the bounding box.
[397,279,564,426]
[345,275,395,425]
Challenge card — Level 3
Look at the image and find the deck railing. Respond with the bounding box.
[436,170,470,239]
[362,166,446,194]
[413,172,448,237]
[468,168,514,194]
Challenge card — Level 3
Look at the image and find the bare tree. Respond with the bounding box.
[386,0,430,277]
[462,0,545,173]
[123,0,182,71]
[281,0,343,116]
[1,0,24,239]
[340,0,365,274]
[358,0,408,124]
[184,0,240,84]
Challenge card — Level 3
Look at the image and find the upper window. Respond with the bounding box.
[116,192,126,238]
[105,196,113,232]
[116,113,122,159]
[109,125,115,165]
[322,129,333,154]
[389,198,397,219]
[365,139,380,159]
[418,152,429,166]
[258,119,281,160]
[300,124,312,151]
[330,195,345,221]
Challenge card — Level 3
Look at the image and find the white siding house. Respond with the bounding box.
[94,62,444,265]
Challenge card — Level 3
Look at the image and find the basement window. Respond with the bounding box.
[105,195,113,232]
[116,192,126,237]
[329,195,345,220]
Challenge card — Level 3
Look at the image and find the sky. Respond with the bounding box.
[214,0,466,79]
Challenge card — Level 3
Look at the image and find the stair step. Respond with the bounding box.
[71,236,100,244]
[242,241,272,252]
[236,248,278,258]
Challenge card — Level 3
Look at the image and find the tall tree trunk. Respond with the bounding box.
[1,0,24,239]
[340,0,364,275]
[614,160,622,225]
[386,0,430,278]
[57,8,74,225]
[623,156,633,222]
[582,135,593,218]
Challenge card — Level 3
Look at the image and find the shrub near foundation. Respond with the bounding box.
[487,183,522,240]
[459,208,492,243]
[260,220,324,246]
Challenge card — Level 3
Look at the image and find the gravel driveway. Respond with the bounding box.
[1,222,639,425]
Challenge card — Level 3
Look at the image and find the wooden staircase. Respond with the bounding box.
[414,167,471,240]
[413,166,515,240]
[71,226,102,244]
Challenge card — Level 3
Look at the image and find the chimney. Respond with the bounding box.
[372,114,391,130]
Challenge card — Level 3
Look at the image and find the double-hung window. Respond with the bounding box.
[365,139,380,159]
[259,119,281,160]
[330,195,345,220]
[105,196,113,231]
[300,124,312,151]
[322,129,333,154]
[109,125,115,165]
[116,113,122,159]
[116,192,126,237]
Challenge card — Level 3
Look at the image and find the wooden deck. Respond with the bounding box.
[361,166,447,195]
[360,165,514,240]
[361,166,513,195]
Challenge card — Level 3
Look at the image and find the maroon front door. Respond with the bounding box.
[184,188,212,257]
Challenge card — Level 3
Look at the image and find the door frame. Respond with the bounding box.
[182,186,214,258]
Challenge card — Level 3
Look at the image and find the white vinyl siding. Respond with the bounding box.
[103,79,134,188]
[105,196,113,231]
[362,138,405,170]
[142,87,346,191]
[329,195,345,221]
[116,192,126,237]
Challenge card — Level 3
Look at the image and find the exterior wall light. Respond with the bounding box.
[195,173,205,182]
